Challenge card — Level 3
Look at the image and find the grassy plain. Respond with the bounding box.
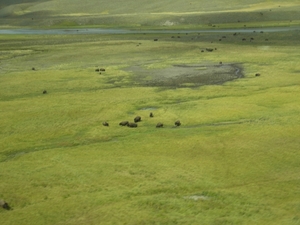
[1,0,300,28]
[0,28,300,224]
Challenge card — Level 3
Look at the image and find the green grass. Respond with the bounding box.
[0,27,300,224]
[1,0,300,28]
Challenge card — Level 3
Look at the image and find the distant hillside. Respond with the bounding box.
[0,0,299,27]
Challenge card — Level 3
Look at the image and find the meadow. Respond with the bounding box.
[0,28,300,224]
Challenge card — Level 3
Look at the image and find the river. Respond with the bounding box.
[0,26,299,35]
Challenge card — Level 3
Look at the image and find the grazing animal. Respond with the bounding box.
[0,200,10,210]
[242,38,246,41]
[43,90,47,94]
[255,73,261,77]
[32,67,35,71]
[95,68,100,72]
[127,122,138,128]
[154,39,158,41]
[206,48,213,52]
[156,122,163,128]
[119,121,129,126]
[174,120,181,126]
[219,61,222,65]
[134,116,141,123]
[201,50,204,52]
[102,121,109,126]
[149,112,154,117]
[99,68,105,72]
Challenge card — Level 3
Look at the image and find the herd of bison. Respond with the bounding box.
[103,114,181,128]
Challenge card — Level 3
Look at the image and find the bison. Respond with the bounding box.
[175,120,181,126]
[149,112,154,117]
[127,122,138,128]
[255,73,261,77]
[95,68,100,72]
[99,68,106,72]
[134,116,141,123]
[43,90,47,94]
[102,121,109,126]
[0,200,10,210]
[206,48,213,52]
[156,122,163,128]
[32,67,35,71]
[119,121,129,126]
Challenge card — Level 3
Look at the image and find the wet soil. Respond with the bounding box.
[125,63,243,88]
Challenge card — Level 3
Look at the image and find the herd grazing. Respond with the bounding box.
[104,115,181,129]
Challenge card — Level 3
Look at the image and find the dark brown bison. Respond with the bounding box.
[255,73,261,77]
[32,67,35,71]
[206,48,213,52]
[119,121,129,126]
[95,68,100,72]
[127,122,138,128]
[99,68,106,72]
[134,116,141,123]
[156,122,163,128]
[0,200,10,210]
[102,121,109,126]
[175,120,181,126]
[154,39,158,41]
[43,90,47,94]
[149,112,154,117]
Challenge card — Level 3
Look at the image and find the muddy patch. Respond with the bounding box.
[125,63,243,88]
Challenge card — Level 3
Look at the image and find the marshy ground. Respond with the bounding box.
[125,63,243,88]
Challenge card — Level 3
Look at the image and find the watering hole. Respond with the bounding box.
[124,63,243,88]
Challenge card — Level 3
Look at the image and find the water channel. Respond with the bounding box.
[0,26,299,35]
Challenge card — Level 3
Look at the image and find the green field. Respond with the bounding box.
[1,1,300,225]
[1,0,300,28]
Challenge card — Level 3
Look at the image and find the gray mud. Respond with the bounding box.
[125,63,243,88]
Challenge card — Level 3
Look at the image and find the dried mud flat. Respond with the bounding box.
[125,63,243,88]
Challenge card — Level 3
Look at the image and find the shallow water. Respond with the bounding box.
[0,26,299,35]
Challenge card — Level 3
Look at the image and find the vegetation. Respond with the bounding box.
[0,1,300,224]
[0,0,300,28]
